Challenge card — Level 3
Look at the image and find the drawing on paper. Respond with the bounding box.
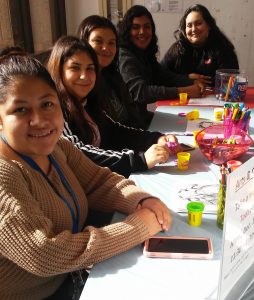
[178,183,219,213]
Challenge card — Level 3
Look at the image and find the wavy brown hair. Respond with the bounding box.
[47,36,101,144]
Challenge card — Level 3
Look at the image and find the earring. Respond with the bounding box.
[0,124,2,130]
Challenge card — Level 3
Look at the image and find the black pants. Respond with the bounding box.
[45,270,88,300]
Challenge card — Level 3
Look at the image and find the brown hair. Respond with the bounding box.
[47,35,101,144]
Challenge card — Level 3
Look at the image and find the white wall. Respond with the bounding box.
[65,0,254,85]
[65,0,99,35]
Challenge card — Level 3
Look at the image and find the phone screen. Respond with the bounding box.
[180,143,195,152]
[147,238,209,254]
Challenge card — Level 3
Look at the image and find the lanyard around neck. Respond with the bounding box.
[1,135,80,233]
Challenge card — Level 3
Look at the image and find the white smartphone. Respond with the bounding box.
[143,236,214,259]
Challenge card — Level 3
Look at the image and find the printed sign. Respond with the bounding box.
[218,156,254,299]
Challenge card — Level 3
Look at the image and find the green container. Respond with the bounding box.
[217,181,226,229]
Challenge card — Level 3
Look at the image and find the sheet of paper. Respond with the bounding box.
[188,95,225,106]
[186,118,218,132]
[175,182,219,214]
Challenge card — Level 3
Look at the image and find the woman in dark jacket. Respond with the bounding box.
[118,5,204,128]
[78,15,146,129]
[47,36,179,178]
[161,4,239,86]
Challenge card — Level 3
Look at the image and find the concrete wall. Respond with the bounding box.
[65,0,254,85]
[65,0,99,35]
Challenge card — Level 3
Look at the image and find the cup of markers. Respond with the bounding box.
[223,102,251,137]
[215,69,248,102]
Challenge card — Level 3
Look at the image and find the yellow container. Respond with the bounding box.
[177,152,191,170]
[187,202,205,226]
[179,93,188,104]
[193,130,200,147]
[214,107,224,121]
[186,109,199,120]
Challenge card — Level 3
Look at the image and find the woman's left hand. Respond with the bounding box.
[136,197,172,231]
[157,135,180,154]
[189,73,212,85]
[157,134,177,145]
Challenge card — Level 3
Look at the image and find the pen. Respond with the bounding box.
[166,132,194,136]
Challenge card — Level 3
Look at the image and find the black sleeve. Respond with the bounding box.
[119,48,177,104]
[216,48,239,70]
[160,44,179,72]
[119,49,193,104]
[154,62,192,87]
[62,122,148,178]
[99,114,162,152]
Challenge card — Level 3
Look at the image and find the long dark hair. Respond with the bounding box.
[0,55,58,103]
[174,4,236,51]
[47,35,101,145]
[77,15,127,116]
[78,15,118,72]
[118,5,158,58]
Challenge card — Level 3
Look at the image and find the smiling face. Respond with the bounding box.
[0,76,64,162]
[62,51,96,101]
[185,11,210,46]
[130,15,153,50]
[88,28,117,69]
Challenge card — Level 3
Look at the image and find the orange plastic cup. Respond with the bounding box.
[179,93,188,104]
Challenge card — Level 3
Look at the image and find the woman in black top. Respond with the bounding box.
[47,36,179,178]
[118,5,204,128]
[78,15,146,129]
[161,4,239,86]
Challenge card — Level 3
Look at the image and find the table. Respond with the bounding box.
[81,107,254,300]
[156,87,254,108]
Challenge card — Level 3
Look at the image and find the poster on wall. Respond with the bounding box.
[218,156,254,299]
[144,0,183,13]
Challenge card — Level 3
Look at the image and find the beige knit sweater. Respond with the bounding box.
[0,138,152,299]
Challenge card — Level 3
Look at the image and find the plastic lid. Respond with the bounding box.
[187,202,205,212]
[227,160,242,167]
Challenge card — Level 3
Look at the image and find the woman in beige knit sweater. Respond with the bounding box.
[0,55,171,299]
